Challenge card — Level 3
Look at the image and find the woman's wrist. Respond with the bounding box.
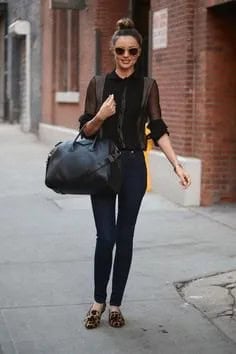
[95,112,106,122]
[83,113,104,136]
[173,163,183,173]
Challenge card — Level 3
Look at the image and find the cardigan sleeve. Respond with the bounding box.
[146,80,169,146]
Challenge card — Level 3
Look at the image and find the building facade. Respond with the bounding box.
[1,0,41,132]
[151,0,236,205]
[2,0,235,205]
[0,0,7,122]
[40,0,236,206]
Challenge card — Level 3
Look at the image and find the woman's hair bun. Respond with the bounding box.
[116,18,135,31]
[112,17,142,46]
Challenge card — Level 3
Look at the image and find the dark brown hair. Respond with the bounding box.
[111,18,143,47]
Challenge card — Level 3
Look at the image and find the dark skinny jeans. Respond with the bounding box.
[90,150,147,306]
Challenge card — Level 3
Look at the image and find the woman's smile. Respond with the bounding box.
[121,59,131,64]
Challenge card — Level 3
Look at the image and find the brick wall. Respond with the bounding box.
[42,0,129,129]
[151,0,236,204]
[151,0,195,156]
[77,0,97,122]
[42,0,81,129]
[193,2,236,204]
[41,0,54,125]
[78,0,129,123]
[95,0,129,74]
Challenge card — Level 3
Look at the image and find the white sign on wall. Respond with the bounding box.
[153,8,168,50]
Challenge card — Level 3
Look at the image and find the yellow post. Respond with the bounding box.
[144,126,153,192]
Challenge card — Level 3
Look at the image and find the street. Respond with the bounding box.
[0,124,236,354]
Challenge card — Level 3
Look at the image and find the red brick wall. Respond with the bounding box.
[194,2,236,204]
[77,0,129,122]
[151,0,236,205]
[206,0,234,7]
[41,0,80,129]
[192,0,210,205]
[42,0,130,128]
[95,0,130,74]
[41,0,55,125]
[77,0,96,121]
[150,0,195,156]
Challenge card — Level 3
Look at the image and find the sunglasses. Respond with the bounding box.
[114,47,139,56]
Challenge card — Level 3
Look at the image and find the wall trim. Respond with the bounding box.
[39,123,77,145]
[55,91,80,103]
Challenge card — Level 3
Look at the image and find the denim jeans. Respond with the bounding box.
[90,150,147,306]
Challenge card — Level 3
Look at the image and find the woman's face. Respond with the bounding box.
[112,35,141,72]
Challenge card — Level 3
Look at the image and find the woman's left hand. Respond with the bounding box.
[174,165,191,189]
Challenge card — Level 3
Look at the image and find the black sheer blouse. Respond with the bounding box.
[79,70,169,150]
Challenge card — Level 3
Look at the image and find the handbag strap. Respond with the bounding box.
[142,77,154,108]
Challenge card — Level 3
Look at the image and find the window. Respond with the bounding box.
[54,9,79,102]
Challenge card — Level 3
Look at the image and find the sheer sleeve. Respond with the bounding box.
[78,76,97,129]
[146,80,169,146]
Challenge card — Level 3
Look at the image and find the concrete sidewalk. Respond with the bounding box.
[0,123,236,354]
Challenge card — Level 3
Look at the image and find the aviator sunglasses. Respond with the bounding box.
[115,47,139,56]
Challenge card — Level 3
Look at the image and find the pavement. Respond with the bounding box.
[0,123,236,354]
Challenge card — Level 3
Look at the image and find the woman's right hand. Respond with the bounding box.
[97,94,116,121]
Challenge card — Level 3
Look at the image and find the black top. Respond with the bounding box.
[79,70,169,150]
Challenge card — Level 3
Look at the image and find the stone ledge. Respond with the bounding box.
[149,150,201,206]
[38,123,77,146]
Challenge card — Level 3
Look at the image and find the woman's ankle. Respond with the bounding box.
[110,305,120,312]
[92,302,105,312]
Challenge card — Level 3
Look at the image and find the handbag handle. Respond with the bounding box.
[72,126,98,151]
[72,126,120,159]
[73,130,83,143]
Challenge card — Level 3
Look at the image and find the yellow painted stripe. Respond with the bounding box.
[144,126,153,192]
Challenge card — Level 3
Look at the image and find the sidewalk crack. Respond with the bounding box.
[175,271,236,345]
[211,283,236,320]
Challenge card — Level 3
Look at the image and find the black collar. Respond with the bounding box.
[108,70,142,80]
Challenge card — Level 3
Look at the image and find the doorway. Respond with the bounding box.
[206,3,236,202]
[131,0,150,76]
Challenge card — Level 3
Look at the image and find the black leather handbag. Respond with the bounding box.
[45,131,121,195]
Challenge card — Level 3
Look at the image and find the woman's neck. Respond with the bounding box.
[115,67,135,79]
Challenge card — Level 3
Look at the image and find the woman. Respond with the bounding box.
[79,18,191,329]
